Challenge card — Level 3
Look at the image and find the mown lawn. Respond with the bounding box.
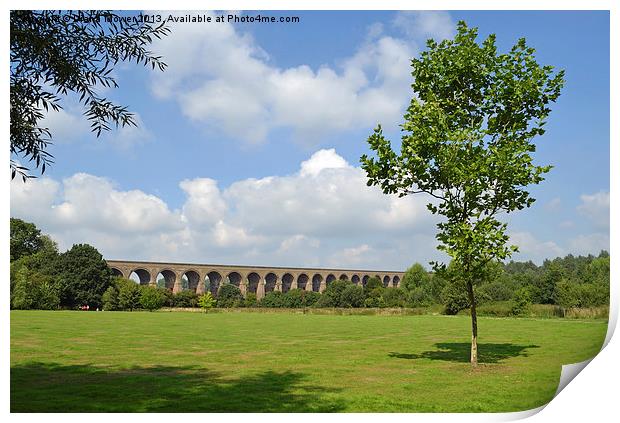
[10,310,607,412]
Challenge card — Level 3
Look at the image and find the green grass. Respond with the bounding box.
[11,310,607,412]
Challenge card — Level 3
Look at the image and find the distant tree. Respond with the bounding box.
[510,287,532,316]
[55,243,112,308]
[361,22,564,365]
[116,278,142,311]
[406,287,432,308]
[10,218,46,261]
[340,285,365,308]
[10,10,169,179]
[317,280,352,308]
[140,286,166,311]
[364,277,383,293]
[381,287,407,308]
[198,292,216,312]
[172,291,199,308]
[244,293,258,308]
[260,291,285,308]
[281,289,306,308]
[401,263,430,293]
[102,285,119,311]
[217,284,243,308]
[11,266,59,310]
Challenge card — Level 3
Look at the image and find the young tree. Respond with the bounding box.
[10,10,169,179]
[198,292,216,312]
[361,22,564,365]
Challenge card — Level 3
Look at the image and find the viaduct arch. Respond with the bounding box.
[106,259,405,300]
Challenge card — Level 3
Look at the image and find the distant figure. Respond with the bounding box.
[86,305,90,311]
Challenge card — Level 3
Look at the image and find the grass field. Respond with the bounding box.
[10,310,607,412]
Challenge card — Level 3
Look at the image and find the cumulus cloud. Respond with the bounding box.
[393,11,456,42]
[149,11,455,144]
[508,231,565,264]
[10,149,439,269]
[577,191,609,229]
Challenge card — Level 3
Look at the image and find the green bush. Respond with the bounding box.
[261,291,285,308]
[280,288,305,308]
[140,286,166,311]
[244,293,258,307]
[317,280,351,308]
[340,285,365,308]
[364,277,383,292]
[381,287,407,308]
[406,286,431,308]
[510,287,532,316]
[364,287,384,308]
[440,281,470,315]
[478,280,514,302]
[217,284,243,308]
[172,290,199,308]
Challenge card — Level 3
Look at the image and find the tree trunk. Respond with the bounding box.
[466,280,478,366]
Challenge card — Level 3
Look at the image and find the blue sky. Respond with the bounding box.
[10,10,610,270]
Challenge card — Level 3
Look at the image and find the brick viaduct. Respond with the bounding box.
[106,259,405,300]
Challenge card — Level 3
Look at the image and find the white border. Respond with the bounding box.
[3,1,617,421]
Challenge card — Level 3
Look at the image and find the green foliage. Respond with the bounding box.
[440,277,470,315]
[56,244,112,308]
[340,285,365,308]
[401,263,430,292]
[279,289,321,308]
[10,10,170,179]
[102,286,119,311]
[244,293,258,308]
[407,287,432,308]
[11,267,59,310]
[198,292,216,311]
[477,280,514,302]
[172,291,199,308]
[115,278,142,311]
[317,280,354,308]
[217,284,243,308]
[260,291,285,308]
[10,218,51,261]
[140,286,166,311]
[364,277,383,292]
[381,287,407,308]
[510,287,532,316]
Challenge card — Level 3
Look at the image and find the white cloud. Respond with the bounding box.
[10,149,438,269]
[567,233,610,256]
[508,231,565,264]
[328,244,372,268]
[577,191,609,229]
[150,11,455,144]
[12,152,606,268]
[393,11,456,42]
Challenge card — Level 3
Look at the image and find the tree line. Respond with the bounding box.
[10,218,609,314]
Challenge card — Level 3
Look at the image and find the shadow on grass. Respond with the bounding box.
[388,343,540,364]
[11,362,344,412]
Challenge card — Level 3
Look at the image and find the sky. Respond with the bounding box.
[9,10,610,271]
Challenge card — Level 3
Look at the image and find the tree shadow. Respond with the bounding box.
[388,343,540,364]
[11,362,345,412]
